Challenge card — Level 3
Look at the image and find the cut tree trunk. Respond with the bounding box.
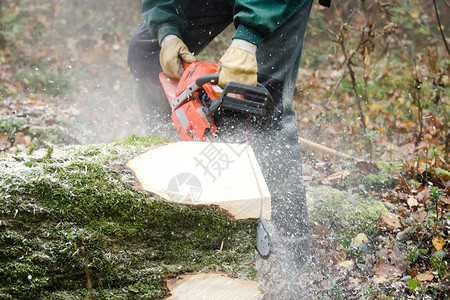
[127,141,271,220]
[166,273,262,300]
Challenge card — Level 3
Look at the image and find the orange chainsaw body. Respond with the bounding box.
[159,62,219,141]
[159,62,274,142]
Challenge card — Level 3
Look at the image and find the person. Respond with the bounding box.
[128,0,330,298]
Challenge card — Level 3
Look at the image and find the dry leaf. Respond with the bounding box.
[407,197,419,208]
[0,134,12,151]
[13,132,31,148]
[432,236,445,251]
[354,233,369,246]
[373,262,403,278]
[416,273,434,282]
[331,251,347,263]
[374,247,407,279]
[378,212,403,231]
[388,249,407,268]
[339,260,354,269]
[396,173,411,194]
[372,275,388,283]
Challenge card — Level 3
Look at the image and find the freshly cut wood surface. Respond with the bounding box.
[127,142,271,220]
[166,273,262,300]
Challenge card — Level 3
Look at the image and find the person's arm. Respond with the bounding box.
[141,0,196,78]
[219,0,308,86]
[232,0,308,46]
[142,0,189,45]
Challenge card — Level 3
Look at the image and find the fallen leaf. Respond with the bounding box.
[396,173,411,194]
[373,247,407,279]
[13,132,31,148]
[0,134,11,151]
[415,273,434,282]
[372,275,388,283]
[432,236,445,251]
[331,251,347,263]
[354,233,369,245]
[388,248,407,267]
[373,262,404,278]
[339,260,354,269]
[407,196,419,208]
[378,212,403,231]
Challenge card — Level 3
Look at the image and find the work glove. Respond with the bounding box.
[218,39,258,87]
[160,35,197,78]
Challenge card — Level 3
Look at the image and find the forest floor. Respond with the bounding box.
[1,1,449,299]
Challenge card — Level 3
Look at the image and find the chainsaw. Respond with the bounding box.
[159,62,274,141]
[159,62,274,257]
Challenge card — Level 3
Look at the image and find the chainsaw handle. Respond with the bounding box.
[171,73,219,111]
[195,74,268,91]
[195,73,219,86]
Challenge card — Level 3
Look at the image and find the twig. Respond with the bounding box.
[335,22,368,133]
[433,0,450,56]
[81,246,95,300]
[411,59,424,145]
[445,121,450,158]
[299,137,363,162]
[345,43,368,133]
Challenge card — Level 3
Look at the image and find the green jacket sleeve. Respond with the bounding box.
[142,0,189,45]
[232,0,308,46]
[142,0,309,47]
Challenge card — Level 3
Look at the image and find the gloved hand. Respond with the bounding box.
[160,35,197,78]
[218,39,258,87]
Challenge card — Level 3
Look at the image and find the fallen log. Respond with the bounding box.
[0,136,257,299]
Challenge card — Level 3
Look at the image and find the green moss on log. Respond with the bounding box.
[0,135,256,299]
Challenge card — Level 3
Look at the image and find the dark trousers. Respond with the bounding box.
[128,0,313,297]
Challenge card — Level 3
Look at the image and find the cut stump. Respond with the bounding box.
[166,273,262,300]
[127,142,271,220]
